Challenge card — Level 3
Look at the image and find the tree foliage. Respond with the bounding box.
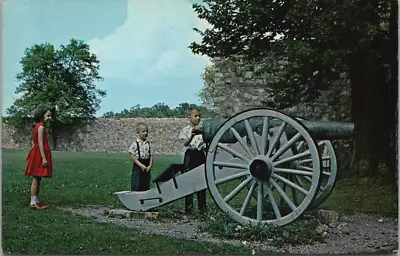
[7,39,106,147]
[102,103,217,118]
[190,0,398,176]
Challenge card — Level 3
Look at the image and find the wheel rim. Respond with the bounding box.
[205,109,322,227]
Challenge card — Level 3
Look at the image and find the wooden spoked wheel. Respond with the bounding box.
[252,138,337,212]
[205,109,322,227]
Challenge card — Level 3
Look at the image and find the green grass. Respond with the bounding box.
[2,148,398,254]
[320,172,398,216]
[2,149,251,255]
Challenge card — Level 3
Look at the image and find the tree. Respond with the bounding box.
[7,39,106,148]
[100,102,217,118]
[175,103,191,117]
[189,0,398,177]
[102,111,116,118]
[151,103,173,117]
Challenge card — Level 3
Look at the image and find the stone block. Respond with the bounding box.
[105,209,159,219]
[315,221,329,234]
[317,209,340,225]
[244,71,253,79]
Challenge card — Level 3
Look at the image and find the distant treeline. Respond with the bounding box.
[101,103,217,118]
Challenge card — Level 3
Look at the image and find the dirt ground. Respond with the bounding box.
[59,205,398,254]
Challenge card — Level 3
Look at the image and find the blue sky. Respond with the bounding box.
[2,0,211,116]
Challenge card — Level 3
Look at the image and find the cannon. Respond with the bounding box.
[115,108,354,227]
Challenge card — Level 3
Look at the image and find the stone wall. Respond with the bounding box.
[201,57,280,116]
[201,57,351,122]
[2,118,190,155]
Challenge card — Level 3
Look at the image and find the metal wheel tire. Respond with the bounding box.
[205,108,322,227]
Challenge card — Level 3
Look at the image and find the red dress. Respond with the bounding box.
[24,122,53,178]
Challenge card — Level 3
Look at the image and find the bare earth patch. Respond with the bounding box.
[59,205,398,254]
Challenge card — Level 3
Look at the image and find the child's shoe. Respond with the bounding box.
[29,201,48,210]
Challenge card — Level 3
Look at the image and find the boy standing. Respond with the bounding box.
[129,122,153,191]
[179,107,207,214]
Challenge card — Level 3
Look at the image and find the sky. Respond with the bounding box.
[2,0,211,116]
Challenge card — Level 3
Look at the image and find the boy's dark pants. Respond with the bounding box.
[183,149,207,213]
[131,158,151,191]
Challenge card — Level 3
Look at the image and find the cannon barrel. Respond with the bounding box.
[202,118,355,143]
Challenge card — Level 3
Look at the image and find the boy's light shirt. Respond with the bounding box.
[179,125,206,150]
[128,138,152,159]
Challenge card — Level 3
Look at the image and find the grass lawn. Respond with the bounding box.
[320,173,398,216]
[2,148,398,254]
[2,149,251,255]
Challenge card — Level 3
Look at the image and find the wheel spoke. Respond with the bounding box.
[297,158,312,164]
[273,148,311,166]
[266,122,287,157]
[244,119,260,155]
[272,173,308,195]
[322,171,331,176]
[297,156,330,164]
[213,161,249,170]
[296,140,305,152]
[266,186,281,218]
[257,181,264,222]
[301,175,312,183]
[297,165,313,172]
[274,168,314,176]
[295,175,306,188]
[270,132,302,161]
[240,180,257,216]
[215,170,250,185]
[264,181,276,197]
[224,176,253,203]
[289,175,299,206]
[270,179,296,211]
[217,143,251,163]
[279,178,287,206]
[298,165,330,176]
[260,117,270,155]
[230,127,255,157]
[297,175,324,191]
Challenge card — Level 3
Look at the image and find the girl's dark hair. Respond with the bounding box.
[33,106,51,123]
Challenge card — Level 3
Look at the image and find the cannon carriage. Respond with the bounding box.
[115,108,354,227]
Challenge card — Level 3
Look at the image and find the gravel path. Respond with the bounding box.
[60,205,398,254]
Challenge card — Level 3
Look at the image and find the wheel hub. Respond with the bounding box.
[249,157,273,181]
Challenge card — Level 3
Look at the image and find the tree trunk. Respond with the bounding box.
[50,127,57,149]
[347,50,387,176]
[345,0,398,179]
[49,107,58,149]
[386,0,398,183]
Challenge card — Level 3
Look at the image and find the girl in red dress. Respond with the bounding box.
[24,106,53,210]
